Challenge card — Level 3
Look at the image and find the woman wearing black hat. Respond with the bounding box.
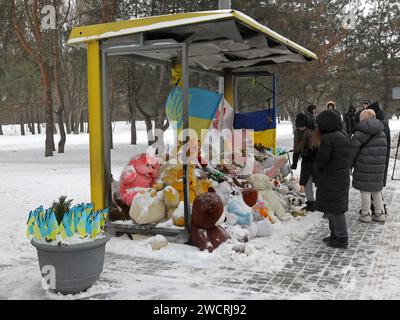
[291,112,318,211]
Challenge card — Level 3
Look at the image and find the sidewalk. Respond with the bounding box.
[64,185,399,300]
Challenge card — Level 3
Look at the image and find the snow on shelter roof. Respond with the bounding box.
[67,10,317,71]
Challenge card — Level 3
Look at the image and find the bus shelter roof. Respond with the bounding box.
[67,10,317,71]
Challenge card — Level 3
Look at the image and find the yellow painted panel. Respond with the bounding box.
[87,41,105,210]
[224,71,234,107]
[68,11,229,45]
[254,129,276,152]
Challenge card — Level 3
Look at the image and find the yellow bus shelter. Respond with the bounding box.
[67,10,317,236]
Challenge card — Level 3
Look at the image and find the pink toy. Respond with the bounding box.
[119,154,160,206]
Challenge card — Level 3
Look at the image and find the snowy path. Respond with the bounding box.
[1,120,400,299]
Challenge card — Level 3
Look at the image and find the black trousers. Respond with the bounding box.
[326,213,348,238]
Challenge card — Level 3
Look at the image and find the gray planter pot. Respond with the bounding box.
[31,233,110,295]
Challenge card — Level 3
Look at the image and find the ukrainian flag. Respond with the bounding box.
[233,108,276,151]
[166,87,222,142]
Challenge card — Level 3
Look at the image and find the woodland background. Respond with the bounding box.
[0,0,399,156]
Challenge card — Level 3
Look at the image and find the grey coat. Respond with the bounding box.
[350,119,387,192]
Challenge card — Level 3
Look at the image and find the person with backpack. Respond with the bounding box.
[291,113,318,212]
[350,109,388,223]
[344,105,357,136]
[314,110,351,249]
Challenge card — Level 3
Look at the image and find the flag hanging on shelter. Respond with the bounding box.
[166,87,222,141]
[233,108,276,151]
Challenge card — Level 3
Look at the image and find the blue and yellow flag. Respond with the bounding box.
[166,87,222,141]
[233,108,276,151]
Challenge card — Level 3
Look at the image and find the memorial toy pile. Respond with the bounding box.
[109,144,308,253]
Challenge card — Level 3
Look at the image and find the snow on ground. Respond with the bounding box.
[1,119,400,299]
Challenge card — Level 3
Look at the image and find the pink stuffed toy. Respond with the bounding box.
[119,154,160,206]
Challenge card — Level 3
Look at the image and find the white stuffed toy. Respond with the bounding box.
[129,189,166,224]
[248,174,291,221]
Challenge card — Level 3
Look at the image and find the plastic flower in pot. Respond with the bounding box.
[27,196,110,294]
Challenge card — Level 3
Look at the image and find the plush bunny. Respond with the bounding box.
[248,174,291,221]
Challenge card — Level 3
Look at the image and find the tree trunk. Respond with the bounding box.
[44,88,55,156]
[65,110,72,134]
[52,5,66,154]
[80,112,85,133]
[0,122,3,135]
[20,113,25,136]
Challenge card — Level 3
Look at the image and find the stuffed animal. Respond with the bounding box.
[190,188,229,253]
[119,154,160,206]
[171,201,185,227]
[252,200,275,223]
[242,187,258,207]
[248,174,291,221]
[159,186,180,219]
[129,189,165,225]
[227,198,253,226]
[161,164,213,203]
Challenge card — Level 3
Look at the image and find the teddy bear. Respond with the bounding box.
[129,188,166,225]
[190,188,229,253]
[119,154,160,206]
[248,174,291,221]
[241,187,258,207]
[161,164,212,203]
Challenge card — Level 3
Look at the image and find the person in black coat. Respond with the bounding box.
[350,109,387,223]
[291,113,318,211]
[343,105,357,136]
[305,104,317,131]
[368,101,391,187]
[355,100,371,124]
[314,110,351,249]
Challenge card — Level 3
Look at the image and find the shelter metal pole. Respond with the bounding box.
[102,49,111,207]
[87,40,106,210]
[218,0,231,95]
[182,42,191,233]
[273,73,277,152]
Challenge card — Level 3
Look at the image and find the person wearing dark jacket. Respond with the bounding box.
[305,104,317,131]
[355,100,371,124]
[314,110,351,249]
[368,101,391,187]
[350,109,387,223]
[291,113,318,211]
[344,105,357,136]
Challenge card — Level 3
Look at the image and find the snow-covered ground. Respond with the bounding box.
[1,119,400,299]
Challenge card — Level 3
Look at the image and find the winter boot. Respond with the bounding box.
[373,211,386,223]
[327,236,348,249]
[302,201,315,212]
[322,233,336,242]
[359,210,372,223]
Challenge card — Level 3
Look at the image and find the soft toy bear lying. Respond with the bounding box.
[248,174,291,221]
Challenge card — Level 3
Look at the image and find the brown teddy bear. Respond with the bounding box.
[190,188,229,253]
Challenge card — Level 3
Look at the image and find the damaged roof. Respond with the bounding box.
[68,10,317,71]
